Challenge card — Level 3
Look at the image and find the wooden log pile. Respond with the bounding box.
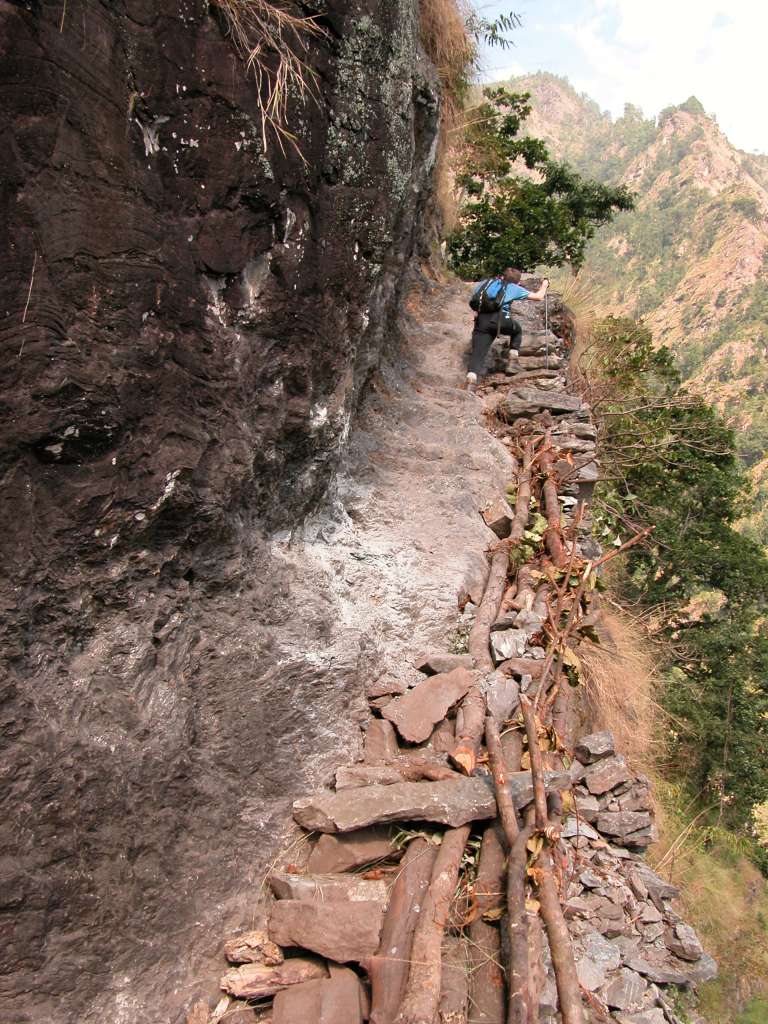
[188,295,710,1024]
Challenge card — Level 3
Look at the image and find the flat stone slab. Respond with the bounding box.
[293,772,570,832]
[364,719,400,763]
[482,496,515,538]
[268,899,384,963]
[335,758,459,790]
[269,872,389,905]
[503,386,584,418]
[665,922,704,962]
[307,827,398,873]
[272,966,366,1024]
[596,811,653,840]
[220,957,328,999]
[584,755,633,795]
[381,667,475,743]
[603,968,648,1011]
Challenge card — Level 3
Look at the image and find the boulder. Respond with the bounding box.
[307,828,399,873]
[223,930,283,966]
[268,900,384,963]
[381,668,475,743]
[363,720,400,763]
[603,968,648,1011]
[414,653,475,676]
[574,731,615,764]
[293,772,569,832]
[584,755,632,795]
[482,496,515,539]
[268,872,389,905]
[220,957,328,999]
[683,952,718,984]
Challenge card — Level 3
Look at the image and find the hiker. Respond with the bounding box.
[466,269,550,386]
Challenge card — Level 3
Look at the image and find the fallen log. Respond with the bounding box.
[520,696,584,1024]
[395,825,472,1024]
[468,825,506,1024]
[439,935,470,1024]
[369,837,438,1024]
[450,685,486,775]
[538,445,567,568]
[469,440,535,672]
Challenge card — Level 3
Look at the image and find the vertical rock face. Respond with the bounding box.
[0,2,439,1021]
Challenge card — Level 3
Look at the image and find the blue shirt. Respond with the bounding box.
[472,278,529,312]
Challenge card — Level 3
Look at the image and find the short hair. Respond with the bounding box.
[503,267,523,283]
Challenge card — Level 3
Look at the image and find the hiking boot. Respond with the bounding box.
[508,350,520,372]
[466,371,477,391]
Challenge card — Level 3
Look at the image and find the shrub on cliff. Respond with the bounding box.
[582,315,768,844]
[447,87,634,277]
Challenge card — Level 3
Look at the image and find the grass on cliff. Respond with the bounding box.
[213,0,325,152]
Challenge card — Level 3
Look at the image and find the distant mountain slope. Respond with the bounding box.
[502,72,768,537]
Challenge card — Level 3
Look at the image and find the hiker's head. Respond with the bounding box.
[502,267,523,283]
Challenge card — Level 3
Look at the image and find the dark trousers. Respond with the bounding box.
[469,313,522,375]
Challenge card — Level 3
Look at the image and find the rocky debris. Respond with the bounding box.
[482,496,516,538]
[220,957,328,999]
[519,354,564,370]
[575,731,615,764]
[381,668,475,743]
[615,1011,666,1024]
[307,828,399,873]
[272,965,367,1024]
[364,720,401,763]
[268,900,384,963]
[414,653,476,676]
[223,930,283,966]
[584,755,633,795]
[268,872,389,905]
[503,386,584,418]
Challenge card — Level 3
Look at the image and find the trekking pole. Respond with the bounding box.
[545,288,549,370]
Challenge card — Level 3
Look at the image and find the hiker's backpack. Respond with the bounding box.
[469,277,505,314]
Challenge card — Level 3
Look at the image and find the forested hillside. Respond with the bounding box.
[507,72,768,541]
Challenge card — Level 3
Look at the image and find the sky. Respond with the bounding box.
[476,1,766,154]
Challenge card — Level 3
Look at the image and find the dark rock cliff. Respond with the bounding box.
[0,2,440,1020]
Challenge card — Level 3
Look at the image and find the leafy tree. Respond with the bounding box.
[448,87,634,277]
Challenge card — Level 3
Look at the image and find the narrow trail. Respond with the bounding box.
[188,282,715,1024]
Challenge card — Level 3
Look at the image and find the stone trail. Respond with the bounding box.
[187,283,713,1024]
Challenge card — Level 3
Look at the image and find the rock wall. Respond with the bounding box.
[0,2,441,1021]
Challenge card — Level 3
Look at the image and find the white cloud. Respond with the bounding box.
[564,0,768,151]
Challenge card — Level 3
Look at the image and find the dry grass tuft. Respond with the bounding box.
[578,604,663,775]
[213,0,326,153]
[419,0,475,238]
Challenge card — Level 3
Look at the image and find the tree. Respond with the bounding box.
[448,88,634,278]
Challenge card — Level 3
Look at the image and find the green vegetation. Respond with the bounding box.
[447,87,634,278]
[587,316,768,843]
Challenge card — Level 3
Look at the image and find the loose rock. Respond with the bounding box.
[364,720,400,763]
[665,922,704,962]
[414,653,475,676]
[220,957,328,999]
[223,930,283,966]
[584,755,633,795]
[574,731,615,764]
[381,668,475,743]
[307,828,399,873]
[603,968,648,1010]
